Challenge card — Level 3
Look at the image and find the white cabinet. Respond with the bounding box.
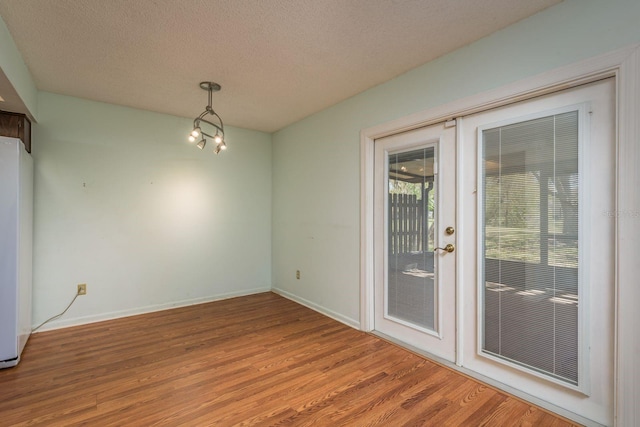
[0,137,33,368]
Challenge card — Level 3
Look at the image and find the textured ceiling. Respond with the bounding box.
[0,0,560,132]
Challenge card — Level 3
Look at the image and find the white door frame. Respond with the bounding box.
[360,44,640,426]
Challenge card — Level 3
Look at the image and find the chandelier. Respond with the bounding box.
[188,81,226,154]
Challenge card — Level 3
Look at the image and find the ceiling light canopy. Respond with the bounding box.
[188,82,226,154]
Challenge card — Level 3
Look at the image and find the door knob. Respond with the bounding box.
[445,226,455,235]
[434,244,455,253]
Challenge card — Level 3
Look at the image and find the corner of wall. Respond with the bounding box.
[0,15,38,121]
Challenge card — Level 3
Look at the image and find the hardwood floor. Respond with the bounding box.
[0,292,578,426]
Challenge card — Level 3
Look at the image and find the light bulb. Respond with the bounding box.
[214,134,222,144]
[220,142,227,150]
[191,128,200,138]
[188,135,196,143]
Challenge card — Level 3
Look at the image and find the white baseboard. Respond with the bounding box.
[32,287,271,333]
[271,287,360,329]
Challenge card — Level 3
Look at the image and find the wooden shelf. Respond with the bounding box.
[0,110,31,153]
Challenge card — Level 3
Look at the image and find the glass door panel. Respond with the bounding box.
[374,122,456,362]
[460,78,615,425]
[481,111,580,385]
[387,147,437,332]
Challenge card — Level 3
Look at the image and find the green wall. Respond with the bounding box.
[32,92,272,328]
[271,0,640,324]
[0,16,37,118]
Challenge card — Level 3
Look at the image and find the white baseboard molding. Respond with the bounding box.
[271,287,360,329]
[32,287,271,333]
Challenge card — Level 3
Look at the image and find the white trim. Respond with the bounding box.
[455,116,464,368]
[360,127,375,331]
[32,287,271,332]
[382,314,443,338]
[614,44,640,427]
[578,103,592,395]
[360,44,640,426]
[434,141,443,337]
[272,287,360,329]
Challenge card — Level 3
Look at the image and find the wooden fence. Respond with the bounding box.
[389,193,431,255]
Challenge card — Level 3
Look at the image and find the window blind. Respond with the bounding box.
[481,111,580,384]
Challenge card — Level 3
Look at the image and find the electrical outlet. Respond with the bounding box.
[296,270,300,280]
[77,284,87,295]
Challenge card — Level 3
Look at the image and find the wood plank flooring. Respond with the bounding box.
[0,292,578,426]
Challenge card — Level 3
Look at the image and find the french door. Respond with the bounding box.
[373,122,456,362]
[371,78,615,425]
[459,78,615,425]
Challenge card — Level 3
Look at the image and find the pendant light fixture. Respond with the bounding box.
[188,81,227,154]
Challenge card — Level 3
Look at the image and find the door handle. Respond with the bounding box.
[434,244,455,253]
